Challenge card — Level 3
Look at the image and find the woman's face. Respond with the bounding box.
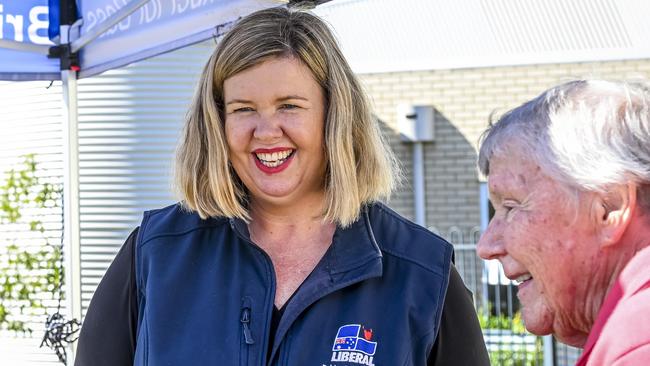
[223,56,328,209]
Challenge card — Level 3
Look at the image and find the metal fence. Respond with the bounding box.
[432,226,582,366]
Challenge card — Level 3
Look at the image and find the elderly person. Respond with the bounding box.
[75,7,489,366]
[477,80,650,365]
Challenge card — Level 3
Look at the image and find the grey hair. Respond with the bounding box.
[478,80,650,211]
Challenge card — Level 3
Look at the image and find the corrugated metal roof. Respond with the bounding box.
[314,0,650,73]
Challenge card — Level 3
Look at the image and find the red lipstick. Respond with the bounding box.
[252,148,295,174]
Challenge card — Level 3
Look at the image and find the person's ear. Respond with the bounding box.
[593,183,637,247]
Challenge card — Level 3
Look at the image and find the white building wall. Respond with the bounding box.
[76,41,214,316]
[0,81,64,365]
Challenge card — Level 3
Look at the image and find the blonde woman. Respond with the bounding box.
[75,7,488,366]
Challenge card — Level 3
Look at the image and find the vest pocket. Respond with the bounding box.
[240,297,255,366]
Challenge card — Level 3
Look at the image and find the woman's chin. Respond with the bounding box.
[248,184,298,202]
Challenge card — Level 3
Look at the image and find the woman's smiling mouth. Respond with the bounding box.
[253,148,295,173]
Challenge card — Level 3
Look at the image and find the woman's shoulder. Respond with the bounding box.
[138,202,230,246]
[365,202,453,275]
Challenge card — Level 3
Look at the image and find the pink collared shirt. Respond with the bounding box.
[576,245,650,366]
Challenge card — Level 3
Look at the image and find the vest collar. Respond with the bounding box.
[228,205,383,277]
[260,206,383,363]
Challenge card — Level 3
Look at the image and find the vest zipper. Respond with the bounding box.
[240,306,255,344]
[240,297,254,366]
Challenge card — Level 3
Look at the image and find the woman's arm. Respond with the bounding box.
[74,228,139,366]
[428,265,490,365]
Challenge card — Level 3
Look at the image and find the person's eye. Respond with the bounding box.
[233,107,255,113]
[280,104,299,110]
[502,200,518,214]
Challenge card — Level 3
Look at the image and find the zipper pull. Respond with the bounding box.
[240,307,255,344]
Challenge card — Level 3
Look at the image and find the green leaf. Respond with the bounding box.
[0,155,62,335]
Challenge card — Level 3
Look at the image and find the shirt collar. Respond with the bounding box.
[577,245,650,364]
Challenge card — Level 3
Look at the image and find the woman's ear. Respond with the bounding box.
[593,183,638,247]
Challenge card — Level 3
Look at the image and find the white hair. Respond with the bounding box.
[478,80,650,211]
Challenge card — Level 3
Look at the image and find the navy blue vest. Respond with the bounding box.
[134,202,452,366]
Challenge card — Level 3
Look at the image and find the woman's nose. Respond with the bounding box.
[252,112,283,142]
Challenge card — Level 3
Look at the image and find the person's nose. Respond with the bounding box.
[476,219,507,260]
[252,110,283,143]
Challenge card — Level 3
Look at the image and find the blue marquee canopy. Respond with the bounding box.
[0,0,285,80]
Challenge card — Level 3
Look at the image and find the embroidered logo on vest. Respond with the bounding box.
[329,324,377,366]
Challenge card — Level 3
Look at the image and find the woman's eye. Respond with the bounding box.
[280,104,299,110]
[233,107,254,113]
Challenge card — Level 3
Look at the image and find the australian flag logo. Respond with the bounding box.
[331,324,377,355]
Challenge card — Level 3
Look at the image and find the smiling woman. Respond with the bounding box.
[74,6,489,366]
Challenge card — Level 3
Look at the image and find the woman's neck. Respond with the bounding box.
[247,197,336,308]
[248,199,335,253]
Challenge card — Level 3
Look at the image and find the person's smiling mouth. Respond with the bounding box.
[252,148,296,173]
[254,149,295,168]
[513,273,533,286]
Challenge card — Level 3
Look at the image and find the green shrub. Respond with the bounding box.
[0,155,62,334]
[479,309,526,334]
[479,308,544,365]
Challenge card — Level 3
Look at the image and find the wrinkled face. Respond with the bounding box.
[223,56,327,208]
[476,147,603,346]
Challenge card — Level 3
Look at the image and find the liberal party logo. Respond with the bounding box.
[330,324,377,366]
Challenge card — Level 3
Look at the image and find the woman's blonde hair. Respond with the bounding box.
[176,6,398,226]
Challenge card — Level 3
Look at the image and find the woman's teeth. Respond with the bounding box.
[255,150,293,167]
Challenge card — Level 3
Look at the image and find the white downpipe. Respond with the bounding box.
[479,181,490,320]
[62,68,81,360]
[543,335,554,366]
[413,142,426,226]
[479,182,489,231]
